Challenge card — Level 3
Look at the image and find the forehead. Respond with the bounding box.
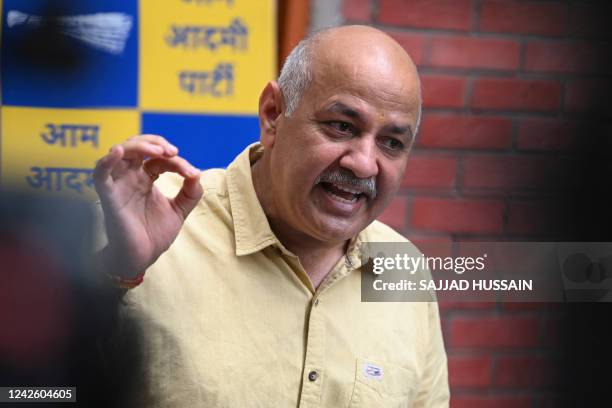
[300,37,421,121]
[304,61,420,127]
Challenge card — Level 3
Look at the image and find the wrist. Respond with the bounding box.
[105,270,145,289]
[94,247,146,289]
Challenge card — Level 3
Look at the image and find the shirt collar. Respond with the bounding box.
[226,143,281,256]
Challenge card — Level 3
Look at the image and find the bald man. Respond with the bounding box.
[94,26,449,407]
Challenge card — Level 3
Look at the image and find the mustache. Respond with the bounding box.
[315,168,377,199]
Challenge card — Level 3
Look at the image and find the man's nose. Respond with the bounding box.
[339,137,379,179]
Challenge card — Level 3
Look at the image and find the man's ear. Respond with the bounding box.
[258,81,283,148]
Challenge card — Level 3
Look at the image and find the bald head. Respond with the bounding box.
[278,25,421,131]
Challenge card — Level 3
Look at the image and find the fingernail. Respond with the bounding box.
[168,144,178,153]
[189,168,200,177]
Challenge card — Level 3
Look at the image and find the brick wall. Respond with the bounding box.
[343,0,612,406]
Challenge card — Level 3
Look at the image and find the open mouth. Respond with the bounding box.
[320,182,366,204]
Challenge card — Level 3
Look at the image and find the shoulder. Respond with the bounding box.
[154,168,233,227]
[364,219,410,243]
[150,167,236,258]
[363,219,423,257]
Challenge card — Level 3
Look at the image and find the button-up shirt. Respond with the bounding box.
[111,143,449,407]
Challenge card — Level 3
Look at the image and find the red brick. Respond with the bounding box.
[524,40,607,74]
[406,233,453,247]
[450,316,540,348]
[507,201,569,235]
[495,355,555,387]
[451,395,533,408]
[517,118,580,152]
[386,32,425,66]
[430,36,520,70]
[407,236,454,259]
[422,75,467,109]
[541,316,562,347]
[411,197,504,234]
[448,355,492,387]
[402,154,457,189]
[502,302,561,312]
[439,301,496,311]
[565,79,612,115]
[569,3,612,38]
[472,78,561,112]
[378,0,472,31]
[480,0,567,36]
[342,0,371,23]
[418,114,512,150]
[462,155,569,190]
[377,196,407,231]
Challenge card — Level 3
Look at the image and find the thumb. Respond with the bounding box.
[172,175,204,220]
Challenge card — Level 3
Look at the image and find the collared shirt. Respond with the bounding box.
[112,143,449,407]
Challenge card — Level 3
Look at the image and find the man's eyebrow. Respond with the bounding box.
[326,102,364,121]
[384,124,415,142]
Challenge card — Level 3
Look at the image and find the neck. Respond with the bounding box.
[251,155,347,287]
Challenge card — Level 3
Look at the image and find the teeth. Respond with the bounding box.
[332,182,363,195]
[329,191,358,203]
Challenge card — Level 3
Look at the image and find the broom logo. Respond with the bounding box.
[6,10,133,55]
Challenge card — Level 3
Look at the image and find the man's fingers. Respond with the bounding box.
[93,136,187,198]
[172,176,204,220]
[121,140,167,161]
[110,135,179,165]
[143,156,202,218]
[93,145,124,192]
[143,156,200,180]
[126,134,178,157]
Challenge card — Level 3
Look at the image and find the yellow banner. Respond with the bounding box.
[140,0,276,114]
[1,106,140,198]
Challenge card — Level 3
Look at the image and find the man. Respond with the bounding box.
[93,25,449,407]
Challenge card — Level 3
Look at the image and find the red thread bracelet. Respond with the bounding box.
[106,271,145,289]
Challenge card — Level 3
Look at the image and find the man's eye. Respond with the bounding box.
[381,137,404,151]
[328,121,354,134]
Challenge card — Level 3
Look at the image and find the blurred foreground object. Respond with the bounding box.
[0,190,140,407]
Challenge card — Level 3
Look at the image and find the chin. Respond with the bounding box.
[310,215,368,243]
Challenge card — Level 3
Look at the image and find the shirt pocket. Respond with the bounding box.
[348,357,417,408]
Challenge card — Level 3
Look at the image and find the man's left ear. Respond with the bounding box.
[258,81,284,148]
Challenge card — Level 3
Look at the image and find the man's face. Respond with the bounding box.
[262,35,421,245]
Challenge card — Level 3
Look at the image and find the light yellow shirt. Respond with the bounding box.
[114,144,449,407]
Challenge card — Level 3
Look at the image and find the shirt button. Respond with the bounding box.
[314,298,320,306]
[308,370,318,382]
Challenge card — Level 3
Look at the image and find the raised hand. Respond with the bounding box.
[93,135,203,278]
